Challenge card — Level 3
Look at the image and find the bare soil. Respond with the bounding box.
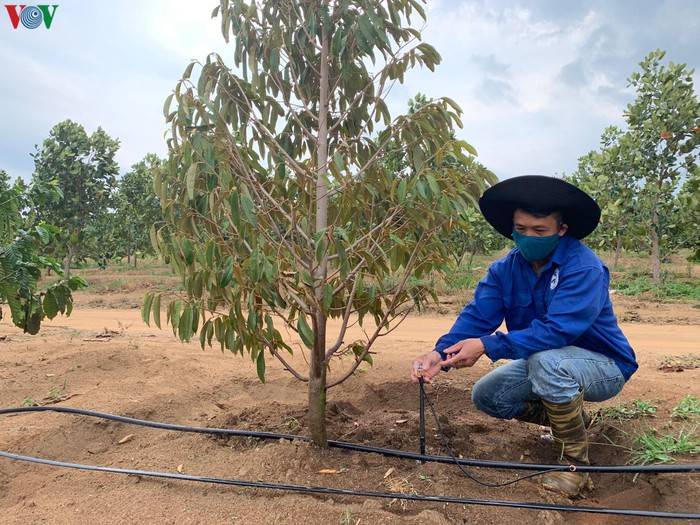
[0,266,698,525]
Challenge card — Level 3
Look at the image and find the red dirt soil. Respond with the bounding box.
[0,284,698,525]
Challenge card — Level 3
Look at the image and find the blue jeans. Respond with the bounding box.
[471,346,626,420]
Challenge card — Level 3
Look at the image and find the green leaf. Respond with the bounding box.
[163,93,174,118]
[333,152,344,173]
[181,238,195,265]
[179,304,194,341]
[241,192,257,225]
[322,283,334,313]
[186,163,197,200]
[256,351,266,383]
[426,173,440,196]
[219,257,234,288]
[297,314,314,350]
[43,289,59,319]
[152,294,162,329]
[247,307,258,331]
[182,61,196,79]
[397,178,407,202]
[412,146,425,172]
[334,238,350,280]
[142,292,154,326]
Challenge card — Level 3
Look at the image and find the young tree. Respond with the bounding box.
[144,0,492,446]
[115,154,164,267]
[673,165,700,263]
[625,50,700,284]
[0,170,86,334]
[31,120,120,276]
[567,127,640,271]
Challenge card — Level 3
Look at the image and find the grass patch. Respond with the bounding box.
[612,274,655,296]
[628,423,700,466]
[438,261,489,292]
[660,354,700,371]
[672,395,700,420]
[611,271,700,301]
[21,395,39,407]
[599,399,659,421]
[660,279,700,300]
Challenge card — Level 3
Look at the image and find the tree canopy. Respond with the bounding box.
[144,0,495,445]
[0,169,86,334]
[31,119,120,275]
[568,50,700,282]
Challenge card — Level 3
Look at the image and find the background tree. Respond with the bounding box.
[401,96,501,267]
[567,127,640,271]
[568,50,700,280]
[0,170,25,244]
[672,165,700,265]
[115,154,164,268]
[80,211,123,269]
[447,207,505,268]
[624,50,700,284]
[31,119,120,275]
[144,0,493,446]
[0,169,86,333]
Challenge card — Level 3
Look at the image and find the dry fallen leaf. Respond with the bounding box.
[318,469,338,474]
[177,464,184,473]
[384,467,395,479]
[395,419,408,424]
[118,434,135,445]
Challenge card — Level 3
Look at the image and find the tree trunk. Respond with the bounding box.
[64,245,75,279]
[651,179,662,286]
[468,249,477,269]
[308,313,328,447]
[64,228,80,278]
[134,239,138,268]
[612,234,623,272]
[307,21,331,447]
[651,225,661,285]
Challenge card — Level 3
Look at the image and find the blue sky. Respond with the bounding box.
[1,1,699,183]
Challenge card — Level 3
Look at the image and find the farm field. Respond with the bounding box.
[0,260,698,525]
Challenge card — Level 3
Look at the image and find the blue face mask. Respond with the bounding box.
[512,230,561,262]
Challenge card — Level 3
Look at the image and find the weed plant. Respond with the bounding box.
[611,269,700,300]
[629,422,700,466]
[600,399,659,421]
[672,395,700,420]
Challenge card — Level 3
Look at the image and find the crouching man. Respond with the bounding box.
[411,175,637,497]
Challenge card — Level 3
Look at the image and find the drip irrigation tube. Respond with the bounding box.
[2,405,697,474]
[1,406,699,519]
[0,449,698,520]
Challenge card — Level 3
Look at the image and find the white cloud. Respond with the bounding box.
[1,0,699,183]
[140,0,228,62]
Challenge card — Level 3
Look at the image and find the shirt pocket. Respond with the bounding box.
[503,292,534,329]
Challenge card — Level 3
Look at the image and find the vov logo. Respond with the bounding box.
[5,5,58,29]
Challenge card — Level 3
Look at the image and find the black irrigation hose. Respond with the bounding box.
[421,379,569,488]
[0,449,699,520]
[1,405,699,519]
[1,405,697,474]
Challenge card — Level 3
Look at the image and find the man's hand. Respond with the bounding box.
[411,351,443,383]
[441,338,486,369]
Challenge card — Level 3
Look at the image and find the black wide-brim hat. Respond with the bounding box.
[478,175,601,240]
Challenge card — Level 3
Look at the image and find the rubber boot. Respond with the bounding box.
[515,401,549,426]
[541,390,591,498]
[516,400,591,428]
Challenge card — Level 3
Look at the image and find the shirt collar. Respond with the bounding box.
[550,234,574,267]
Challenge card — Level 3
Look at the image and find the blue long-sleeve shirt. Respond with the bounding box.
[434,235,638,380]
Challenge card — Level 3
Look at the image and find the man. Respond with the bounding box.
[411,175,637,498]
